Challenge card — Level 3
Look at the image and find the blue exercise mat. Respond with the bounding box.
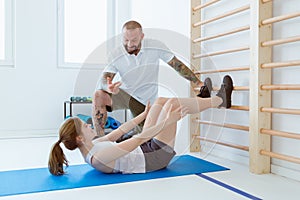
[0,155,229,197]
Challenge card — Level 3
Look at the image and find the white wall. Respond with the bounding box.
[0,0,129,138]
[269,0,300,181]
[199,0,250,164]
[0,0,79,137]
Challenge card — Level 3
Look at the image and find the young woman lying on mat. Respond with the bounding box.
[48,75,233,175]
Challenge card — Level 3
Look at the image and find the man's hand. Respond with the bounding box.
[107,77,122,94]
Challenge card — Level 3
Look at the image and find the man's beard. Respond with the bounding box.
[125,43,141,55]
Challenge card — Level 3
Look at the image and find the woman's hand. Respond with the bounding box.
[107,77,122,94]
[140,101,151,119]
[165,105,188,125]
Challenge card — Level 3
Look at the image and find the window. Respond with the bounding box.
[0,0,4,60]
[57,0,114,69]
[0,0,14,67]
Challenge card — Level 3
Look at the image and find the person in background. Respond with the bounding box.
[93,20,210,136]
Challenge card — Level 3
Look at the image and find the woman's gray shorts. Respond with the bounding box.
[140,138,176,172]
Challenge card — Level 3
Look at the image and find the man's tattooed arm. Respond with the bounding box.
[168,56,202,86]
[92,108,107,137]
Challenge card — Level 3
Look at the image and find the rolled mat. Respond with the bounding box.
[76,114,93,125]
[106,116,121,129]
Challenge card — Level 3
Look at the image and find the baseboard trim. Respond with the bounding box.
[271,164,300,182]
[0,129,57,139]
[199,144,249,166]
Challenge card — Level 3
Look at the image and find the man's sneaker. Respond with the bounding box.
[197,77,213,98]
[216,75,233,108]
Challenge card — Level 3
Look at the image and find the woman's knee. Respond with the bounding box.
[154,97,168,105]
[165,98,179,108]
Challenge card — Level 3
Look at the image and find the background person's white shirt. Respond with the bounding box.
[101,38,175,105]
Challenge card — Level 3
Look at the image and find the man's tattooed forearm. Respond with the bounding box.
[168,57,200,84]
[95,110,106,129]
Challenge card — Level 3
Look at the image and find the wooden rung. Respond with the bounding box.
[261,107,300,115]
[261,129,300,140]
[261,60,300,69]
[193,25,250,43]
[193,0,221,11]
[196,136,249,151]
[211,86,249,91]
[261,35,300,47]
[260,150,300,164]
[261,0,272,3]
[193,46,249,59]
[195,66,249,74]
[262,12,300,25]
[261,84,300,90]
[194,85,249,92]
[193,5,250,27]
[213,86,249,91]
[230,105,249,111]
[194,120,249,131]
[229,86,249,91]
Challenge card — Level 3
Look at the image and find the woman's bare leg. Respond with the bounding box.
[142,97,169,129]
[153,101,177,148]
[154,96,223,148]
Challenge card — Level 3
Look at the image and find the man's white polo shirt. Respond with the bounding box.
[102,38,174,104]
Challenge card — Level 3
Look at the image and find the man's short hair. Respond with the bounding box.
[122,20,142,31]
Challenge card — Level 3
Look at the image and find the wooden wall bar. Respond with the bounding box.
[189,0,202,152]
[191,0,300,174]
[248,0,272,174]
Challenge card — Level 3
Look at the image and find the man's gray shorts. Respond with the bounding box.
[110,89,145,133]
[110,89,145,118]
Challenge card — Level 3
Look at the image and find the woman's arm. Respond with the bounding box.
[133,106,188,141]
[92,117,168,165]
[93,102,151,143]
[92,106,188,167]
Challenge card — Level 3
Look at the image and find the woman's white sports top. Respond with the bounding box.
[85,141,146,174]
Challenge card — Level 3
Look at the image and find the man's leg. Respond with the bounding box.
[93,89,146,137]
[128,97,146,132]
[92,90,112,136]
[110,90,145,141]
